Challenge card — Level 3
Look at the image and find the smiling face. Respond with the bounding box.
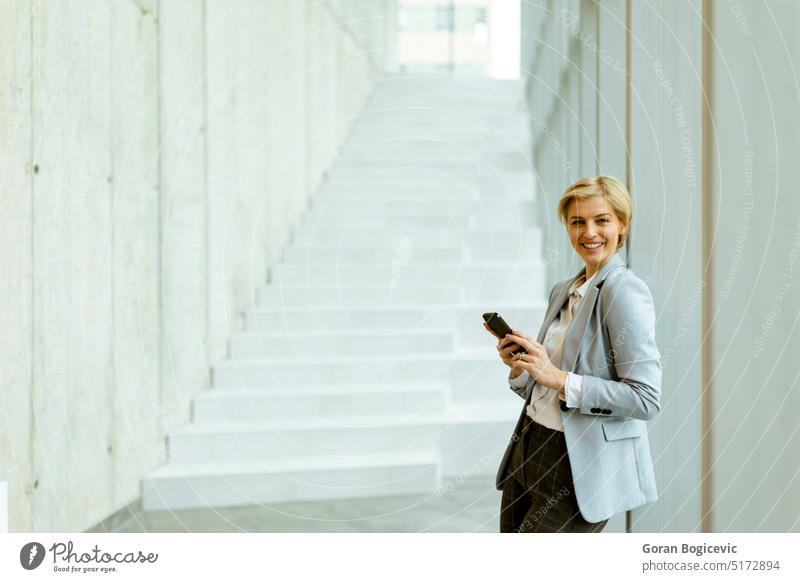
[565,196,628,277]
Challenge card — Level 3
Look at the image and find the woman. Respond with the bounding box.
[484,175,661,533]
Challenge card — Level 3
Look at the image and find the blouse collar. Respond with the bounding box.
[570,271,598,298]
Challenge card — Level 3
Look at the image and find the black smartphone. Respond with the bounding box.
[482,312,527,355]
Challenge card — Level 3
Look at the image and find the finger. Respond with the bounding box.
[483,323,500,339]
[506,333,535,352]
[501,343,523,356]
[511,329,533,341]
[517,334,545,353]
[512,358,532,373]
[512,330,540,346]
[515,354,539,367]
[498,337,518,350]
[527,343,547,358]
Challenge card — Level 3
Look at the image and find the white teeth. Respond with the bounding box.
[582,242,603,249]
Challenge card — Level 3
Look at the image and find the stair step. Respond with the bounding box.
[269,262,543,285]
[326,165,481,180]
[192,382,449,422]
[313,186,481,200]
[352,114,527,130]
[347,128,528,147]
[333,147,532,170]
[257,278,544,307]
[228,329,454,359]
[257,283,466,307]
[244,301,547,333]
[320,170,533,196]
[142,451,441,511]
[299,204,537,227]
[290,225,539,244]
[309,194,482,211]
[282,244,467,263]
[282,238,542,264]
[301,200,534,220]
[169,405,519,463]
[210,352,525,404]
[212,353,452,389]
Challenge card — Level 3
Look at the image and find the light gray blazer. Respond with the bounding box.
[495,250,662,523]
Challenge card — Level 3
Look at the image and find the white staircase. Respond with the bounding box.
[142,76,548,511]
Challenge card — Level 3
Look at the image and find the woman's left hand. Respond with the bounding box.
[505,330,567,392]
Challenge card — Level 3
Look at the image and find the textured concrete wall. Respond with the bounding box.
[709,0,800,532]
[628,0,703,533]
[0,0,34,536]
[0,0,396,532]
[596,0,626,179]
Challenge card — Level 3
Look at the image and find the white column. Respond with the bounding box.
[629,0,703,532]
[596,0,627,179]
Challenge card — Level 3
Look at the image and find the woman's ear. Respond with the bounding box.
[618,222,628,247]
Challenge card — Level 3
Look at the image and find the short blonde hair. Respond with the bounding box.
[557,175,632,249]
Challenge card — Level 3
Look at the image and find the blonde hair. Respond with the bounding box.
[557,175,632,249]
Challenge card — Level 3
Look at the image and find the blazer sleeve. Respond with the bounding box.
[578,272,662,421]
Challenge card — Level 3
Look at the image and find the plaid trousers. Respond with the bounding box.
[500,412,608,533]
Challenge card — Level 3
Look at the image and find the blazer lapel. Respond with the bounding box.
[536,282,571,343]
[559,251,627,373]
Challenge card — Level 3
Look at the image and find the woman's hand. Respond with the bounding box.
[505,330,568,392]
[483,323,527,378]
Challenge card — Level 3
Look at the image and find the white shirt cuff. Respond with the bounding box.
[559,372,583,408]
[509,370,530,388]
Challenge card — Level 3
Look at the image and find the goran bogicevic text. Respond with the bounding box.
[642,543,738,558]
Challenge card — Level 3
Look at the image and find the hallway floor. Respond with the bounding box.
[94,476,502,533]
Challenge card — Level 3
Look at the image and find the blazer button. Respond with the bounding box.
[602,409,611,415]
[590,407,600,413]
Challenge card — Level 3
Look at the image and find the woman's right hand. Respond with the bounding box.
[483,323,527,377]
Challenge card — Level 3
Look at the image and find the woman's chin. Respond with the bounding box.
[578,251,612,272]
[579,249,604,262]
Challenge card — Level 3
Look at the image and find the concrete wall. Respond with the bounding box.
[521,0,800,532]
[0,0,396,533]
[708,0,800,533]
[628,0,703,533]
[0,0,34,536]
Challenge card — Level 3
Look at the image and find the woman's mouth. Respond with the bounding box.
[581,241,604,252]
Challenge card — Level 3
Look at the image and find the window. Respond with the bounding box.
[397,8,408,31]
[434,5,454,31]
